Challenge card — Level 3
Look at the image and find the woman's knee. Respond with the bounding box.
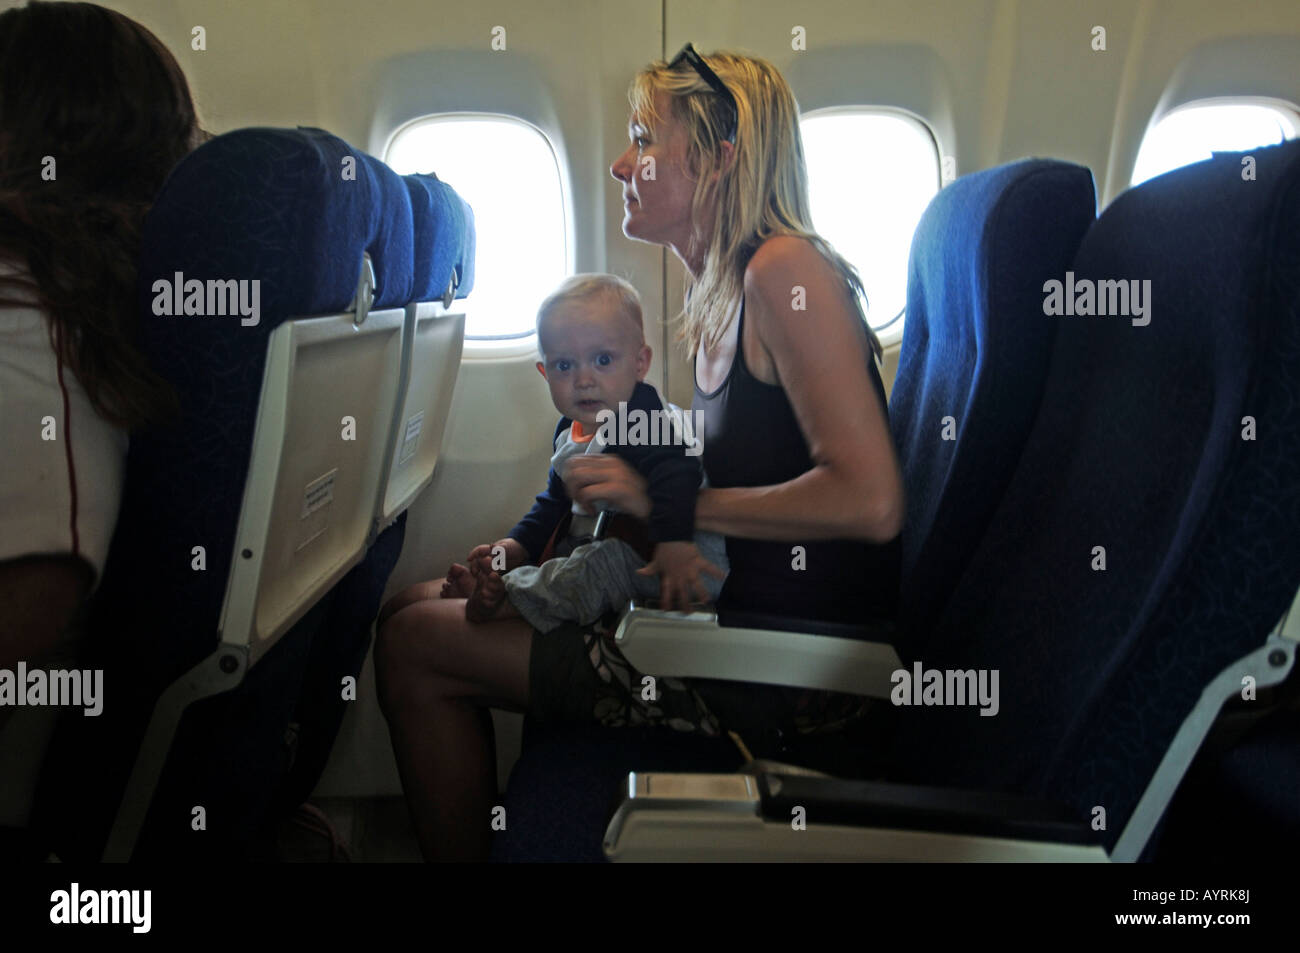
[376,600,532,719]
[375,604,442,716]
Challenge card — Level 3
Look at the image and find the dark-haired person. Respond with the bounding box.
[0,0,205,674]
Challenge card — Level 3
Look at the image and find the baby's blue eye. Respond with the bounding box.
[596,353,612,366]
[555,359,571,372]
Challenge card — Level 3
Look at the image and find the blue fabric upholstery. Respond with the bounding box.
[34,127,474,859]
[404,172,476,303]
[890,158,1096,640]
[890,140,1300,852]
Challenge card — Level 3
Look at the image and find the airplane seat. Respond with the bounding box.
[890,158,1096,640]
[277,171,475,809]
[882,139,1300,861]
[589,141,1300,861]
[492,157,1101,861]
[889,133,1300,811]
[373,173,474,533]
[30,126,430,861]
[1029,140,1300,858]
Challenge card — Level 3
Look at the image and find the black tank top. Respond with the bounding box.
[693,296,901,625]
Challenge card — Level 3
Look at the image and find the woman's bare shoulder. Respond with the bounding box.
[742,234,839,304]
[738,235,863,385]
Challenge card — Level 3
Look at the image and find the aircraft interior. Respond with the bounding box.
[0,0,1297,925]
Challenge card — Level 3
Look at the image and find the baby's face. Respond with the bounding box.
[537,298,650,430]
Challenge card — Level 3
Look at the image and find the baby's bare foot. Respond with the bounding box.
[465,563,507,623]
[441,563,475,599]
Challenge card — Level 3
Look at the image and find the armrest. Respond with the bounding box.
[603,770,1108,862]
[754,774,1094,844]
[612,602,901,697]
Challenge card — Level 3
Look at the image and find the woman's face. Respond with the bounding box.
[610,90,701,263]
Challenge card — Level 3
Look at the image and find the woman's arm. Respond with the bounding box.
[566,236,904,545]
[696,236,904,544]
[0,555,91,669]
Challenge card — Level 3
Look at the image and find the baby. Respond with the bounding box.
[443,273,728,632]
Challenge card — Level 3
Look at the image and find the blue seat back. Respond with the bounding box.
[892,140,1300,851]
[113,126,414,672]
[34,127,470,859]
[890,158,1096,639]
[376,173,474,528]
[405,172,476,303]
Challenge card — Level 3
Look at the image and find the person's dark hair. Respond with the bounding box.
[0,1,207,429]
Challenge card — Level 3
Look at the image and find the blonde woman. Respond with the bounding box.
[376,45,904,862]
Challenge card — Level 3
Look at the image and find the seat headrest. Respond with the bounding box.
[900,157,1096,360]
[139,126,415,322]
[404,172,477,303]
[891,158,1096,637]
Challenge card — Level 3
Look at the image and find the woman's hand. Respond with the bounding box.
[561,455,652,520]
[638,540,726,611]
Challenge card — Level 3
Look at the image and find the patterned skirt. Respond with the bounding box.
[527,609,875,754]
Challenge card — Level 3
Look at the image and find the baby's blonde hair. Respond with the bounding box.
[536,273,644,356]
[628,49,883,362]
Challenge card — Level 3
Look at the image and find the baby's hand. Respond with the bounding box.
[638,540,725,612]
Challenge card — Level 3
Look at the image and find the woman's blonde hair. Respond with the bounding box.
[628,49,883,361]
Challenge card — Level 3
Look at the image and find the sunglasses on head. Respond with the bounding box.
[667,42,738,144]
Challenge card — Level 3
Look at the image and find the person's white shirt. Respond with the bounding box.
[0,262,128,587]
[0,261,130,829]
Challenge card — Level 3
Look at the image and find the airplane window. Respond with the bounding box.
[800,109,941,340]
[386,114,567,341]
[1131,99,1299,187]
